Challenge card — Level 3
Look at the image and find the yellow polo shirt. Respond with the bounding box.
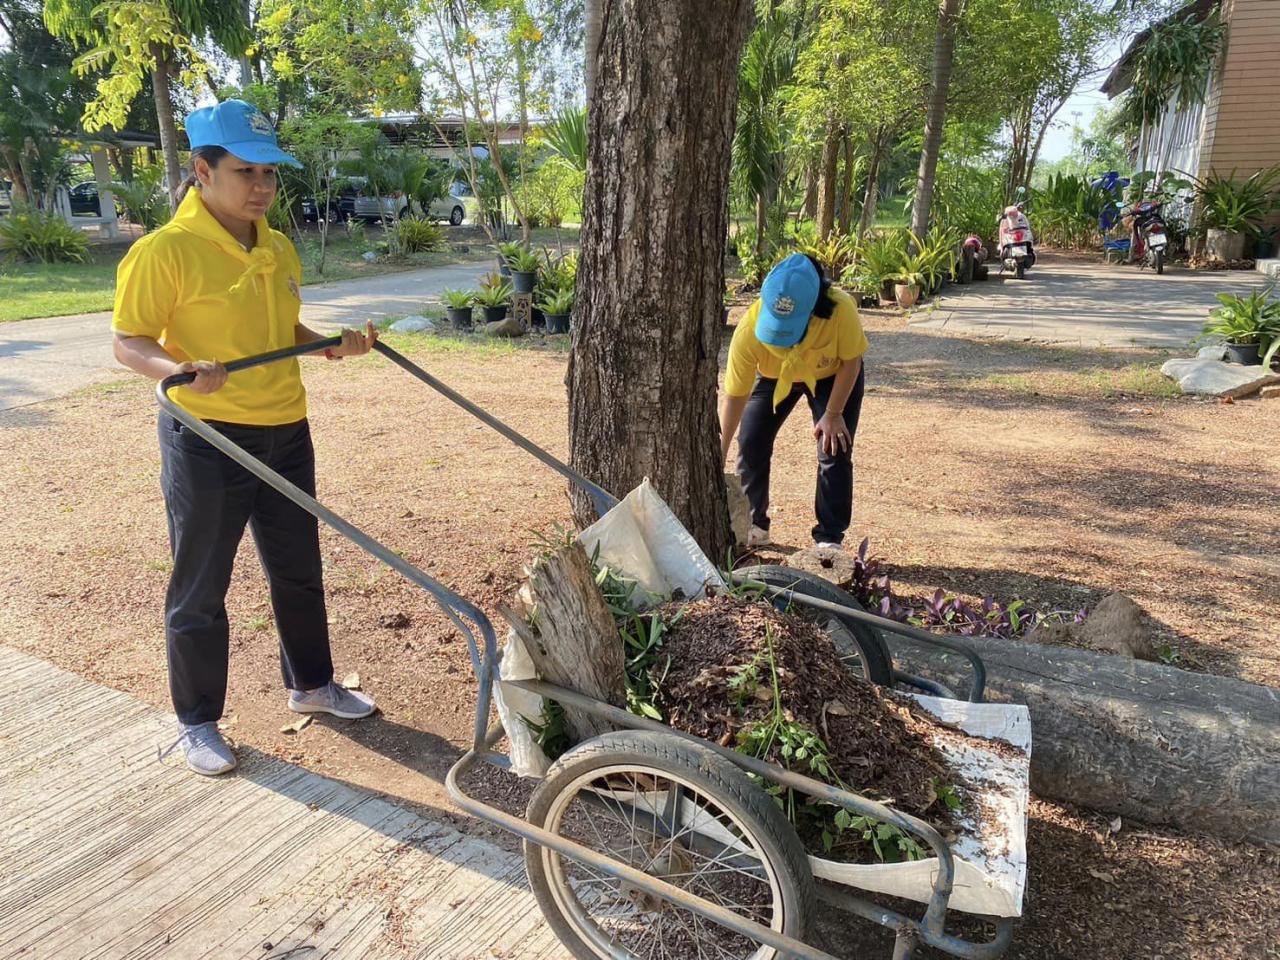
[725,285,868,406]
[112,188,307,425]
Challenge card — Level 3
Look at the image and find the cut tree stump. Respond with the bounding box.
[504,542,626,744]
[785,545,858,589]
[892,634,1280,845]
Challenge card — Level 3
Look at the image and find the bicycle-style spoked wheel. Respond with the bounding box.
[524,731,814,960]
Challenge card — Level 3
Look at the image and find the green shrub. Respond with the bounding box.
[393,217,446,253]
[539,250,577,294]
[798,232,858,279]
[537,287,575,315]
[0,207,90,263]
[844,229,907,295]
[111,167,169,232]
[441,287,475,309]
[344,218,367,246]
[475,276,513,306]
[1031,173,1109,249]
[1189,166,1280,235]
[1203,287,1280,369]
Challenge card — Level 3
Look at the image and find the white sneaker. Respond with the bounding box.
[814,541,842,551]
[747,525,771,547]
[289,681,377,719]
[164,722,237,777]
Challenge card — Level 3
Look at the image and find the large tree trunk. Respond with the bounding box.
[815,117,840,240]
[150,48,183,211]
[856,129,884,239]
[802,161,818,219]
[909,0,963,242]
[893,636,1280,845]
[837,127,857,236]
[754,190,768,258]
[1,145,28,204]
[569,0,751,560]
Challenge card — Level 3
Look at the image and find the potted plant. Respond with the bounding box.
[537,287,575,334]
[441,288,475,329]
[497,240,522,277]
[1201,288,1280,366]
[891,270,925,309]
[1192,166,1280,261]
[475,276,513,323]
[508,246,541,294]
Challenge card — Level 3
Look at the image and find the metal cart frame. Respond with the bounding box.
[157,338,1016,960]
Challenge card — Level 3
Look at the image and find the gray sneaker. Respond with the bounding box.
[172,722,237,776]
[289,681,377,719]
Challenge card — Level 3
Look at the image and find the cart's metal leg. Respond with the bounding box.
[893,930,919,960]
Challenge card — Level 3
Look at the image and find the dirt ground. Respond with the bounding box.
[1,298,1277,958]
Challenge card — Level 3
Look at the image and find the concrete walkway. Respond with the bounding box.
[0,646,567,960]
[0,261,490,414]
[910,254,1272,348]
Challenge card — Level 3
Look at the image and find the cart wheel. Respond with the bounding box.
[734,564,894,685]
[524,730,814,960]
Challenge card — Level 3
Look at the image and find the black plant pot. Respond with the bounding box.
[1225,341,1261,365]
[511,270,536,294]
[880,280,896,305]
[482,305,508,324]
[446,306,473,330]
[530,307,545,328]
[545,313,570,334]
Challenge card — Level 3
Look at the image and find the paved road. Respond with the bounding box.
[910,254,1271,348]
[0,645,568,959]
[0,261,490,414]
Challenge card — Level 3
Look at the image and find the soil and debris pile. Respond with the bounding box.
[652,593,957,820]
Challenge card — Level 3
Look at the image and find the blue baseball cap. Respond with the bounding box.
[185,100,300,167]
[757,254,820,347]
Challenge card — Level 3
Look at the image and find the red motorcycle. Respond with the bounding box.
[1125,199,1169,274]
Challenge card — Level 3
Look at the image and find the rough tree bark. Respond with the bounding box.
[150,47,183,211]
[569,0,752,560]
[584,0,603,104]
[504,543,626,743]
[894,636,1280,845]
[909,0,962,242]
[815,116,841,240]
[856,127,885,239]
[837,128,857,236]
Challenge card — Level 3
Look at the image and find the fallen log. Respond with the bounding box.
[501,542,626,743]
[892,635,1280,845]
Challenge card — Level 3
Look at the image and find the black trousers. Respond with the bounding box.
[159,413,333,725]
[736,369,866,545]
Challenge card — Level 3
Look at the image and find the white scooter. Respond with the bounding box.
[997,203,1036,280]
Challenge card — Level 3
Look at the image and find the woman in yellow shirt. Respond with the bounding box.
[719,253,868,550]
[112,100,379,776]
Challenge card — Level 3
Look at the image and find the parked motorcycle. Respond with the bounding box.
[1125,199,1169,275]
[997,203,1036,280]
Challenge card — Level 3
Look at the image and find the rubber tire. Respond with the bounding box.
[733,564,894,686]
[1015,261,1026,280]
[1155,248,1165,275]
[524,730,815,960]
[450,205,464,226]
[959,249,974,284]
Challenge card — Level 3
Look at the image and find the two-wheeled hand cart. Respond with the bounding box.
[158,338,1019,960]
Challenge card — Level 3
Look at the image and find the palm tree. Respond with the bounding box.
[545,106,588,173]
[733,13,796,259]
[44,0,251,209]
[908,0,962,242]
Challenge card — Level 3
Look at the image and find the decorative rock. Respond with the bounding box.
[1026,593,1156,661]
[390,315,436,333]
[483,317,525,338]
[1261,385,1280,400]
[1196,343,1229,361]
[785,545,858,589]
[1160,358,1280,399]
[360,251,378,262]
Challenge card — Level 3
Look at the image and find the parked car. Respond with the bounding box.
[68,181,118,217]
[428,181,478,226]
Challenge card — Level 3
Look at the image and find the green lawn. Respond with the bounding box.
[1,225,580,323]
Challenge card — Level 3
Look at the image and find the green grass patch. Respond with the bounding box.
[971,363,1180,399]
[0,252,121,322]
